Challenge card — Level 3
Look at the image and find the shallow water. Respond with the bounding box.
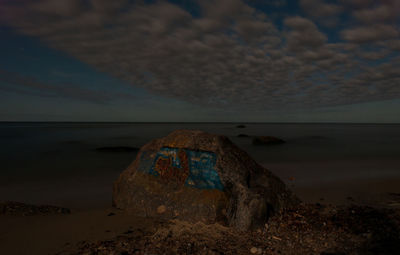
[1,122,399,208]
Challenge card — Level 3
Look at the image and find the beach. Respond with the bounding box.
[1,122,400,254]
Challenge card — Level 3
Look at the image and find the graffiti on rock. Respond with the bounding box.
[143,147,224,190]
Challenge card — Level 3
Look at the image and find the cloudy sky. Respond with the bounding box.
[0,0,399,122]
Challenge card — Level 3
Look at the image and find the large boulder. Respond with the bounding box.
[113,130,299,230]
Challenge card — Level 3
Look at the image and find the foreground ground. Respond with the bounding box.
[1,198,400,255]
[75,204,400,255]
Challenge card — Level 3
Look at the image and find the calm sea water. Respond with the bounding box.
[1,122,399,208]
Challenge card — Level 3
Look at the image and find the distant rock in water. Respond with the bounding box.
[0,201,70,216]
[95,146,139,153]
[237,134,250,137]
[252,136,285,145]
[236,124,246,128]
[113,130,299,231]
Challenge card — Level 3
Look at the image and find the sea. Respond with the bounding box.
[1,122,399,209]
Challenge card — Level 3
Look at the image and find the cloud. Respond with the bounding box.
[284,16,327,50]
[245,0,287,8]
[353,5,396,24]
[0,69,135,103]
[0,0,399,110]
[300,0,343,17]
[341,24,399,43]
[300,0,343,27]
[338,0,374,9]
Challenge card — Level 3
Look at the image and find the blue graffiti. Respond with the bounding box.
[140,147,224,190]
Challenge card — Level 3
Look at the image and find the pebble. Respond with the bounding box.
[157,205,167,214]
[250,247,258,254]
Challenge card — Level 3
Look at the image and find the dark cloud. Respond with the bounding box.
[300,0,343,17]
[353,5,396,24]
[0,69,135,103]
[299,0,343,27]
[338,0,374,9]
[0,0,399,110]
[341,25,399,43]
[284,16,327,50]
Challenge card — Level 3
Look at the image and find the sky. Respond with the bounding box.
[0,0,399,122]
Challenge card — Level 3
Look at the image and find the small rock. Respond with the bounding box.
[250,247,262,254]
[250,247,258,254]
[157,205,166,214]
[107,212,116,216]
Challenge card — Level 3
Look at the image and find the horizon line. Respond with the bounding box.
[1,121,399,125]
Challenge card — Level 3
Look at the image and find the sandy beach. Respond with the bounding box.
[0,206,156,254]
[1,123,400,254]
[1,194,400,254]
[1,173,400,254]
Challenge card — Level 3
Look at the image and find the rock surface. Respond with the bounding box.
[113,130,298,230]
[252,136,285,145]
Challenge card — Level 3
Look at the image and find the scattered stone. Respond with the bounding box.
[0,201,70,216]
[272,235,282,241]
[252,136,285,146]
[77,204,400,255]
[157,205,167,214]
[95,146,139,153]
[250,247,258,253]
[113,130,299,231]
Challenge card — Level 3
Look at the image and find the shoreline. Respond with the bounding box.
[1,173,400,210]
[1,198,399,254]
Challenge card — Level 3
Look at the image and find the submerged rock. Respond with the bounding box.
[252,136,285,145]
[113,130,298,230]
